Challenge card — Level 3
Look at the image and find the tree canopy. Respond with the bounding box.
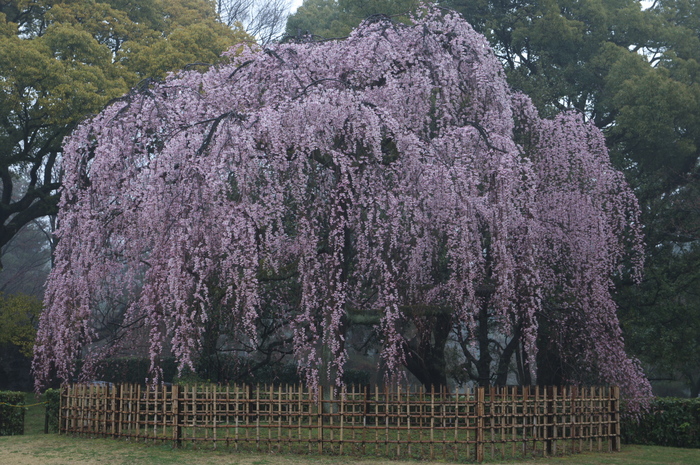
[0,293,42,358]
[0,0,251,267]
[285,0,418,38]
[33,8,651,409]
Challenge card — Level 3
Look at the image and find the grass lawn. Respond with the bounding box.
[1,393,698,464]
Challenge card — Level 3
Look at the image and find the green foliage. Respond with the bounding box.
[0,391,25,436]
[123,22,250,80]
[44,388,60,433]
[285,0,419,39]
[286,0,354,38]
[181,355,302,385]
[88,355,303,386]
[91,357,180,384]
[622,397,700,448]
[0,293,42,358]
[0,0,252,261]
[618,239,700,396]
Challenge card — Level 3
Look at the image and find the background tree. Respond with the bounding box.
[33,8,651,410]
[446,0,700,395]
[217,0,292,44]
[0,293,42,390]
[0,0,251,270]
[606,0,700,396]
[285,0,418,38]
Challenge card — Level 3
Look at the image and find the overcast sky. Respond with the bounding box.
[290,0,656,14]
[290,0,303,14]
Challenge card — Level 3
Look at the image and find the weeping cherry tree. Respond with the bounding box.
[33,8,651,409]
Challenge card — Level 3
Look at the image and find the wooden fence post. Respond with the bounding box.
[430,385,435,460]
[113,384,121,439]
[476,387,484,462]
[611,386,620,452]
[173,384,182,448]
[59,384,66,434]
[545,386,555,456]
[317,385,323,454]
[363,384,370,426]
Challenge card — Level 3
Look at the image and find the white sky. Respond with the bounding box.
[289,1,657,16]
[290,0,304,14]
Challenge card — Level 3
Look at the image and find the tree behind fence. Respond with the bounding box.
[59,383,620,462]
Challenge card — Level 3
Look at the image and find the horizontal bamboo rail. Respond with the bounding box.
[60,383,620,462]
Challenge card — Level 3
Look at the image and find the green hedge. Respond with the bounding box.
[0,391,25,435]
[44,388,60,433]
[93,357,179,384]
[88,355,369,387]
[622,397,700,448]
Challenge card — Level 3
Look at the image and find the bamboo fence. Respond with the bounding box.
[59,383,620,462]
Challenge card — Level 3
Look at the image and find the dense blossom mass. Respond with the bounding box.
[34,8,651,407]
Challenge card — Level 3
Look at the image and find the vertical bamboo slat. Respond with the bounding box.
[406,385,411,458]
[317,385,323,454]
[429,386,435,460]
[611,386,620,452]
[339,386,344,455]
[384,386,389,456]
[476,387,484,462]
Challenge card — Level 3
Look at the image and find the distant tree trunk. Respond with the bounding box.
[403,309,451,389]
[476,299,492,387]
[535,331,566,386]
[517,342,533,385]
[686,372,700,398]
[198,287,226,382]
[494,326,521,386]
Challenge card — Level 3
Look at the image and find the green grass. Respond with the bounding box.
[2,435,700,465]
[23,391,50,435]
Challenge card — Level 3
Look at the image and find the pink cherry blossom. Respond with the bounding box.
[33,8,651,411]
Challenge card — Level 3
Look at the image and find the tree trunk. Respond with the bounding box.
[476,299,492,387]
[687,372,700,398]
[403,310,451,389]
[494,326,520,386]
[535,334,565,386]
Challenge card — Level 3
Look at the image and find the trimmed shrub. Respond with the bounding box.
[192,355,300,385]
[44,388,60,433]
[93,357,179,384]
[0,390,25,435]
[342,369,372,386]
[622,397,700,448]
[90,355,301,386]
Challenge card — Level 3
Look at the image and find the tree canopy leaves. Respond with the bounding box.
[0,0,251,266]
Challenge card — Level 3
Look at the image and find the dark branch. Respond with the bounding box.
[464,120,507,153]
[228,59,255,80]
